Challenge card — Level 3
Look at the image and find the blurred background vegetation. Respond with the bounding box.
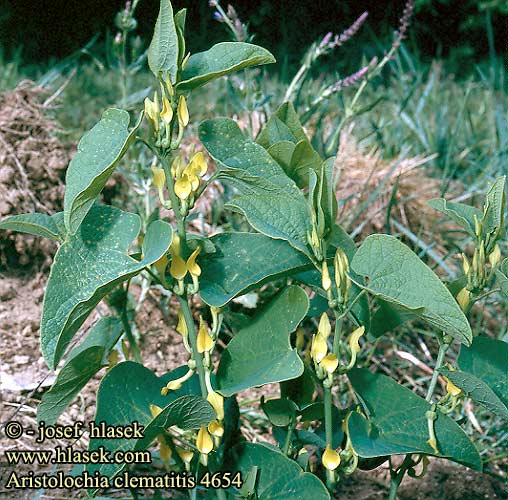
[0,0,507,75]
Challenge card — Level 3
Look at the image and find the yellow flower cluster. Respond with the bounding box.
[172,152,208,202]
[311,313,339,376]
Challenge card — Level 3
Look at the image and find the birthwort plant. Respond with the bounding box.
[1,1,507,499]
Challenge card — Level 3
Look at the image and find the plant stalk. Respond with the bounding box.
[323,383,335,490]
[177,294,208,398]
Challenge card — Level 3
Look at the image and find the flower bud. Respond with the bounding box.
[177,95,189,127]
[197,318,214,353]
[161,96,173,125]
[348,326,365,354]
[489,244,501,268]
[176,308,188,337]
[318,313,331,339]
[461,253,470,275]
[151,166,166,189]
[321,260,332,292]
[456,287,471,312]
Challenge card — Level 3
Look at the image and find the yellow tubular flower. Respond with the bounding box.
[197,318,214,353]
[164,72,174,97]
[207,391,225,420]
[208,420,224,438]
[170,233,181,255]
[456,287,471,312]
[318,313,331,339]
[320,353,339,374]
[144,95,159,131]
[311,333,328,363]
[174,174,192,200]
[149,404,163,418]
[158,438,172,462]
[177,95,189,127]
[187,172,200,191]
[154,253,168,278]
[321,260,332,291]
[186,246,202,277]
[151,166,166,189]
[171,156,185,179]
[445,377,462,397]
[322,446,341,471]
[489,244,501,268]
[189,152,208,177]
[348,326,365,354]
[176,308,188,337]
[162,369,194,394]
[295,328,305,351]
[196,426,214,455]
[170,255,187,280]
[462,253,470,275]
[160,96,173,124]
[176,447,194,465]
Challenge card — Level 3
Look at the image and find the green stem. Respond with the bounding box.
[426,335,450,403]
[323,383,335,490]
[177,294,208,398]
[391,335,451,499]
[161,156,187,248]
[282,417,296,456]
[120,282,142,364]
[388,456,413,500]
[332,315,343,359]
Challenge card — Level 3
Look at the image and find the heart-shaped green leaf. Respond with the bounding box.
[223,443,330,500]
[88,362,214,479]
[217,286,308,396]
[41,205,172,369]
[457,336,508,417]
[427,198,482,238]
[176,42,275,91]
[174,8,187,65]
[257,102,308,150]
[148,0,179,80]
[199,118,311,256]
[199,233,311,307]
[440,367,508,420]
[482,175,505,237]
[38,317,123,425]
[351,235,472,345]
[0,212,65,241]
[258,102,322,189]
[348,368,482,471]
[64,108,142,234]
